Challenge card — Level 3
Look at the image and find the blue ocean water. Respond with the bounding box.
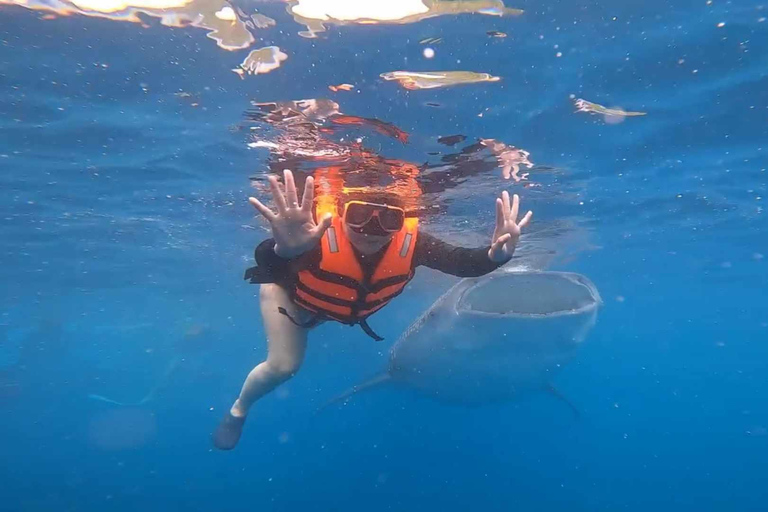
[1,0,767,510]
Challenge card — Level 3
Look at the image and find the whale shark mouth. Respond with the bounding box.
[456,271,602,318]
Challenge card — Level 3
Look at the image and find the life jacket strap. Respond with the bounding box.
[359,319,384,342]
[280,306,384,341]
[277,307,323,329]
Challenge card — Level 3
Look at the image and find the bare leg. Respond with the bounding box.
[213,283,312,450]
[231,283,311,417]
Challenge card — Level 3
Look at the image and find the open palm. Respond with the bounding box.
[249,169,332,258]
[488,191,533,263]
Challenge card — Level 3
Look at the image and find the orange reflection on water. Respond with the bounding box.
[330,115,409,143]
[244,98,541,221]
[328,83,354,92]
[0,0,272,50]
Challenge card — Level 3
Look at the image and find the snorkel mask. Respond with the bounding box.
[343,201,405,236]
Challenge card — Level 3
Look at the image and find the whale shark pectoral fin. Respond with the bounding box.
[317,373,392,414]
[545,384,580,419]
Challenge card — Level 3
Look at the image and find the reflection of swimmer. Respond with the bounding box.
[248,99,341,125]
[437,134,467,146]
[329,115,409,143]
[243,97,535,213]
[212,169,533,450]
[244,99,409,162]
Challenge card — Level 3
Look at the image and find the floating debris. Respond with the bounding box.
[287,0,523,38]
[250,12,276,28]
[480,138,533,181]
[437,134,467,146]
[0,0,268,51]
[328,83,355,92]
[574,98,647,118]
[487,30,507,37]
[420,37,443,44]
[424,102,443,108]
[233,46,288,78]
[381,70,501,90]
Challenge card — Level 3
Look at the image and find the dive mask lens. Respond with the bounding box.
[344,202,375,227]
[377,207,405,232]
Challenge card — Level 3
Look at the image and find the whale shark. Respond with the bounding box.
[325,270,602,411]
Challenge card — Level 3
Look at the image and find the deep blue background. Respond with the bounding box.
[1,1,767,510]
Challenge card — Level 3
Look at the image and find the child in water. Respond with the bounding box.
[213,169,532,449]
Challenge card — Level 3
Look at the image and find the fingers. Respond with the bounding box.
[268,175,287,213]
[502,190,511,218]
[489,239,503,257]
[301,176,315,213]
[248,197,277,222]
[284,169,299,207]
[510,193,519,221]
[489,233,512,261]
[494,233,512,248]
[310,213,333,239]
[495,197,504,229]
[518,210,533,229]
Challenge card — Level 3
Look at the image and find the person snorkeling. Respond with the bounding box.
[213,169,532,450]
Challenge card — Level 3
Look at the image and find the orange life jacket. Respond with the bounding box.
[292,210,418,339]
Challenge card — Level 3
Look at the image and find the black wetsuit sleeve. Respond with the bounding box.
[256,238,291,273]
[244,239,319,287]
[243,239,289,284]
[413,232,506,277]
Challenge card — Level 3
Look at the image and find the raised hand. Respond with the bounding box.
[249,169,332,259]
[488,191,533,263]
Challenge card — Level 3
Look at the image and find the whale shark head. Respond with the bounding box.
[455,270,602,318]
[387,271,603,403]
